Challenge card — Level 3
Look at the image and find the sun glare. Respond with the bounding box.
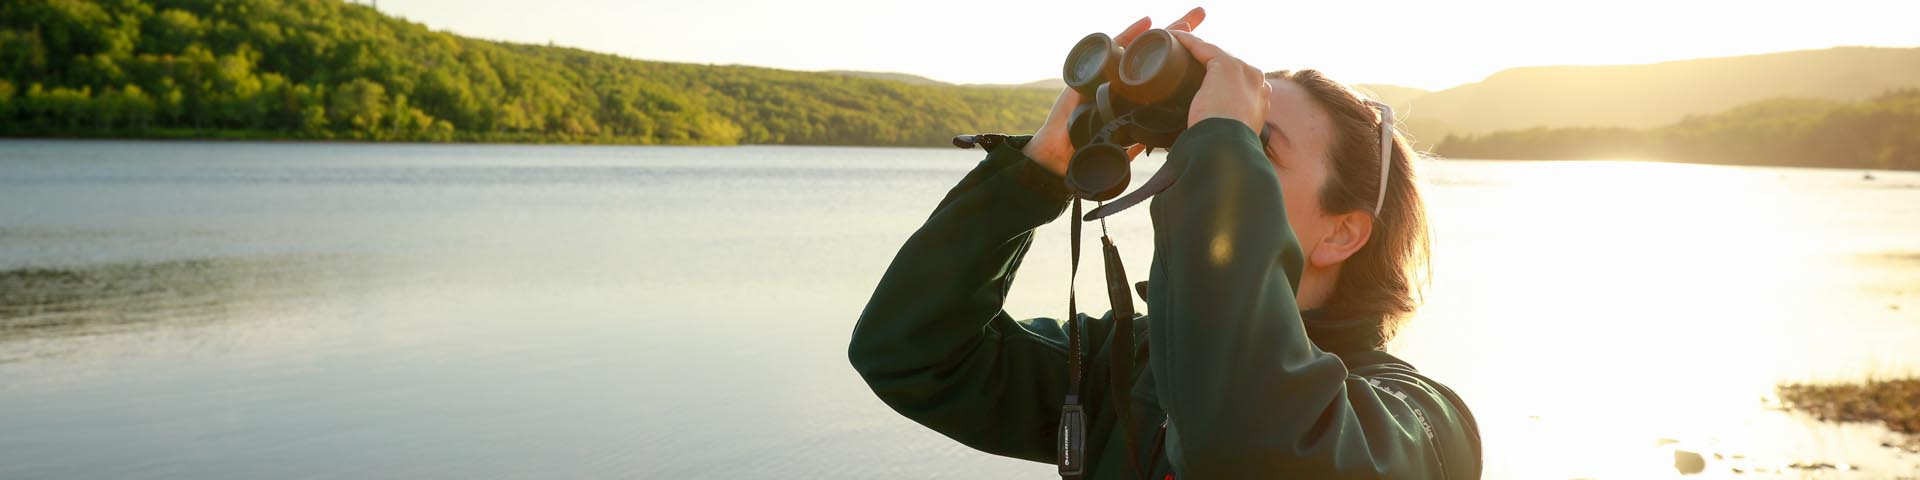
[1389,159,1920,477]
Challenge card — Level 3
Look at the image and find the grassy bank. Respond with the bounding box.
[1777,378,1920,437]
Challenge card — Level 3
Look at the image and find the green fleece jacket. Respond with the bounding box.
[849,118,1482,479]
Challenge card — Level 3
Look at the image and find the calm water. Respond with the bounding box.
[1,139,1916,479]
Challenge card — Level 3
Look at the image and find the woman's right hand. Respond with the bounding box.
[1023,8,1207,177]
[1167,29,1269,133]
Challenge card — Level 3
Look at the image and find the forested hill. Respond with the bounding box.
[0,0,1055,145]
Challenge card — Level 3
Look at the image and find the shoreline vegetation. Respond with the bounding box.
[0,126,724,145]
[1777,378,1920,448]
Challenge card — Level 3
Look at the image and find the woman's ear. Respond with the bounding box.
[1309,211,1374,268]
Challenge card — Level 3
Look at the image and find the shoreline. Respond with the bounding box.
[8,135,1920,172]
[1778,378,1920,451]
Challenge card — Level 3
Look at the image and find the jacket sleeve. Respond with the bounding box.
[848,138,1109,464]
[1145,118,1479,478]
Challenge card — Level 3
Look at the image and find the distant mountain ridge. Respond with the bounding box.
[825,71,1060,90]
[1382,47,1920,140]
[1431,89,1920,171]
[837,45,1920,150]
[1353,84,1430,109]
[822,71,950,87]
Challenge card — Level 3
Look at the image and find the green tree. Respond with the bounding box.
[0,79,14,119]
[294,83,328,135]
[145,8,204,54]
[328,77,385,135]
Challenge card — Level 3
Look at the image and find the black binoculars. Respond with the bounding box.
[1059,29,1206,219]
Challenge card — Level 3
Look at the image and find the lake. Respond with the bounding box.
[1,139,1916,479]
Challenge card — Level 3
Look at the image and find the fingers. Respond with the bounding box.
[1114,16,1152,46]
[1126,143,1147,161]
[1168,7,1205,32]
[1050,87,1081,117]
[1121,8,1203,48]
[1166,29,1230,65]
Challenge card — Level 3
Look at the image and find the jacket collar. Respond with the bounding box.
[1133,281,1386,354]
[1301,308,1387,355]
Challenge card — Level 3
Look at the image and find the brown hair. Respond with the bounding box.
[1265,69,1431,350]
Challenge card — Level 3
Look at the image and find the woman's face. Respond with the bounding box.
[1259,78,1339,263]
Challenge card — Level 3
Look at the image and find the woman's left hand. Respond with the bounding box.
[1167,29,1270,132]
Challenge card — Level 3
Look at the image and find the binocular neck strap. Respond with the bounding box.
[1065,197,1086,401]
[1060,197,1146,480]
[1060,197,1087,479]
[1082,160,1179,221]
[1100,222,1143,478]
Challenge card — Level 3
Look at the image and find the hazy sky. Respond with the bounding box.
[372,0,1919,91]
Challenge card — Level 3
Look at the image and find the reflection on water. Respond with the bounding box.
[0,256,368,365]
[0,139,1916,479]
[4,259,264,344]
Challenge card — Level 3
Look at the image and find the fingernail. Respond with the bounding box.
[1172,21,1190,30]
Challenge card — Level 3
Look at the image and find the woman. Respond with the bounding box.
[849,9,1481,479]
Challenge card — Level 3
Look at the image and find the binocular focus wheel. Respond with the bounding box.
[1065,143,1132,202]
[1095,83,1136,129]
[1124,105,1188,149]
[1109,123,1135,148]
